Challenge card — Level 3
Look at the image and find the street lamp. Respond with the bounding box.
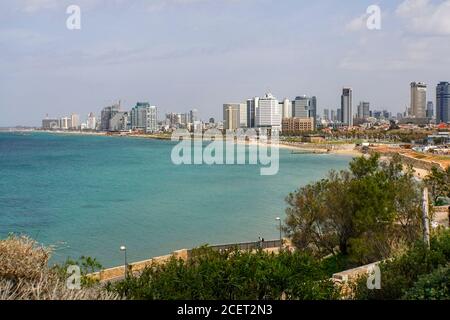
[276,217,282,250]
[120,245,127,279]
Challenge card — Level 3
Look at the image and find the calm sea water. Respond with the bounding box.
[0,132,352,267]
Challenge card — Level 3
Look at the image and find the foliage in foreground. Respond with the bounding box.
[0,235,118,300]
[109,247,340,300]
[424,166,450,205]
[352,229,450,300]
[284,153,424,265]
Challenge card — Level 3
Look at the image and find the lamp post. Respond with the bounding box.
[120,245,127,279]
[276,217,282,250]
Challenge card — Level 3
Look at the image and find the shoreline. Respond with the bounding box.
[33,129,363,157]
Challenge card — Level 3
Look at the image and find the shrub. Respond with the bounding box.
[352,229,450,300]
[0,235,117,300]
[403,265,450,300]
[110,247,339,300]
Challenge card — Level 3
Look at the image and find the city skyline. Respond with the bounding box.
[1,0,450,126]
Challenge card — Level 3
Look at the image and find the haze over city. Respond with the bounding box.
[1,0,450,127]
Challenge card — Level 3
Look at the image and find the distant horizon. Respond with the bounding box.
[1,0,450,127]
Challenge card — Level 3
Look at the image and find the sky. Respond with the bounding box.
[1,0,450,126]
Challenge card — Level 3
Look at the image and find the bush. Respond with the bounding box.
[0,235,117,300]
[352,229,450,300]
[110,246,339,300]
[403,265,450,300]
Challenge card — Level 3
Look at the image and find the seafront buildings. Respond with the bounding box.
[256,93,282,132]
[40,80,450,134]
[410,82,427,118]
[341,88,353,126]
[436,82,450,124]
[131,103,158,133]
[101,104,121,131]
[357,102,370,120]
[223,104,241,130]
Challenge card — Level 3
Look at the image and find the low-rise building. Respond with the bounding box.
[282,117,315,133]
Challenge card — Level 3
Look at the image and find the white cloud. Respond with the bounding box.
[19,0,59,13]
[396,0,450,35]
[345,14,368,32]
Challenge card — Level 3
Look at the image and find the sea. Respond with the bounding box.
[0,132,352,267]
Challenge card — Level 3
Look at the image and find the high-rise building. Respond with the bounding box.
[166,113,181,127]
[341,88,353,126]
[131,103,158,133]
[59,117,71,130]
[311,96,317,122]
[292,96,316,119]
[223,103,241,130]
[256,93,281,131]
[323,109,330,121]
[436,82,450,124]
[330,110,336,122]
[357,102,370,120]
[410,82,427,118]
[87,112,97,130]
[281,98,292,119]
[336,108,342,122]
[70,114,80,129]
[101,104,120,131]
[246,97,259,128]
[426,101,434,119]
[239,103,247,128]
[109,112,129,132]
[42,118,60,130]
[189,109,199,123]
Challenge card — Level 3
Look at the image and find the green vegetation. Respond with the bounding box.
[2,154,449,300]
[284,153,423,265]
[0,235,117,300]
[109,246,339,300]
[425,166,450,205]
[352,229,450,300]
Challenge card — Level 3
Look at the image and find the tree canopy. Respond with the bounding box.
[284,154,423,265]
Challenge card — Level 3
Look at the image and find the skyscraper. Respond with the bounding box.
[101,104,120,131]
[357,102,370,120]
[426,101,434,119]
[189,109,199,123]
[341,88,353,126]
[239,103,247,128]
[256,93,281,131]
[109,112,129,132]
[70,114,80,129]
[223,103,240,130]
[87,112,97,130]
[436,82,450,124]
[131,102,158,133]
[410,82,427,118]
[246,97,259,128]
[281,98,292,119]
[323,109,330,121]
[292,96,316,119]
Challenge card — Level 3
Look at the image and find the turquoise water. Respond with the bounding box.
[0,132,352,267]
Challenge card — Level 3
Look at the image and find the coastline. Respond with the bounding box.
[34,129,363,157]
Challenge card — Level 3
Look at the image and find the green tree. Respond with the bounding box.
[284,154,423,265]
[110,247,339,300]
[425,166,450,205]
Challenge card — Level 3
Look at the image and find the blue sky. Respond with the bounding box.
[1,0,450,126]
